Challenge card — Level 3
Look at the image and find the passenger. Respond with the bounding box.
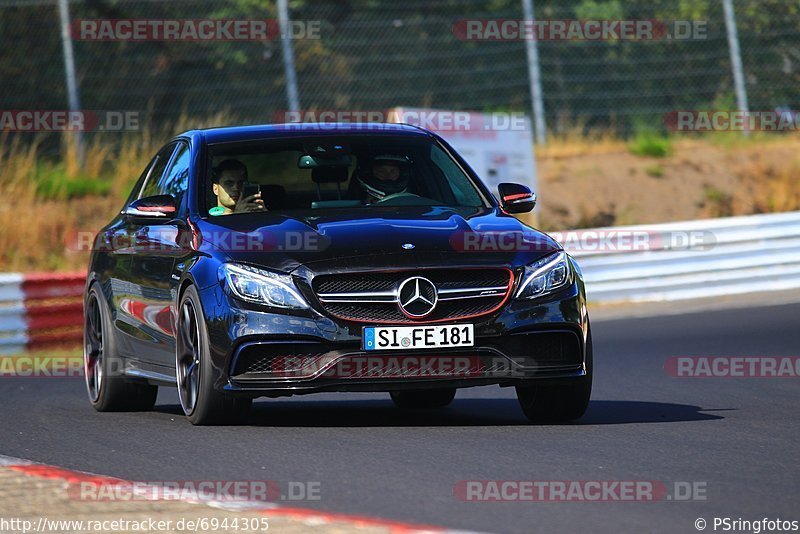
[209,159,265,215]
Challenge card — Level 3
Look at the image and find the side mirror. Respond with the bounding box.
[123,194,177,223]
[498,183,536,214]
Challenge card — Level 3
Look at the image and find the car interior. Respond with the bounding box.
[203,136,485,214]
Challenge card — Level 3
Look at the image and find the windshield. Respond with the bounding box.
[204,135,488,216]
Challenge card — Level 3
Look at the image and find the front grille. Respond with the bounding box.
[312,268,512,324]
[314,273,394,294]
[322,300,503,323]
[314,269,508,294]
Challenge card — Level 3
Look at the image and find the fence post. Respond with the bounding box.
[723,0,750,136]
[521,0,546,145]
[57,0,85,168]
[278,0,301,113]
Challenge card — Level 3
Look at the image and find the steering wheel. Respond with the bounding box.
[375,192,439,206]
[376,191,418,203]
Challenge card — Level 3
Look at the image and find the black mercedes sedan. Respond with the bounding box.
[83,123,592,425]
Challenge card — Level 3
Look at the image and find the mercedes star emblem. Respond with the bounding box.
[397,277,438,318]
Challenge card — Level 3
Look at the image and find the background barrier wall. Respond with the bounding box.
[570,210,800,303]
[0,273,84,355]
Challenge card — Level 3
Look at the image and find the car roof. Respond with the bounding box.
[179,123,433,144]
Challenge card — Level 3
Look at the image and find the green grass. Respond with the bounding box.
[629,132,672,158]
[644,164,664,178]
[34,164,112,200]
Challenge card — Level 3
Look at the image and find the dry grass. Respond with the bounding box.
[733,152,800,215]
[0,113,236,272]
[0,133,151,272]
[538,128,627,159]
[538,134,800,229]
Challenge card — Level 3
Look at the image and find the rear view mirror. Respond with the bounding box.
[498,183,536,214]
[123,194,177,223]
[298,154,352,168]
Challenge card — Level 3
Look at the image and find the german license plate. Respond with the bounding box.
[363,324,474,351]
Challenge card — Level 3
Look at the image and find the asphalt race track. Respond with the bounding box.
[1,302,797,533]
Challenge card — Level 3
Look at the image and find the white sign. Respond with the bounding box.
[389,107,538,199]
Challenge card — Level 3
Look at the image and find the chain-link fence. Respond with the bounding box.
[1,0,799,141]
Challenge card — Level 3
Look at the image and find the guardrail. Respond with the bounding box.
[0,210,798,354]
[567,210,800,303]
[0,273,85,355]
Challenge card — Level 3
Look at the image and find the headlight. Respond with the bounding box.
[220,263,309,310]
[515,251,571,300]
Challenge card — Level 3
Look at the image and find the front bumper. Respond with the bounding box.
[199,280,589,397]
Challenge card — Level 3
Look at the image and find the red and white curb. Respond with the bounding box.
[0,273,85,354]
[0,454,474,533]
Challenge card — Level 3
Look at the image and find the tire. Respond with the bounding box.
[177,285,251,425]
[515,324,593,423]
[84,285,158,412]
[390,388,456,409]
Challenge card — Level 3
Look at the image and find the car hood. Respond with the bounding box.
[196,206,561,273]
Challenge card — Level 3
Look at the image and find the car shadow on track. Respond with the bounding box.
[154,399,728,426]
[579,400,730,425]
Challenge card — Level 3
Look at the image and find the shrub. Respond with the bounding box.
[629,132,672,158]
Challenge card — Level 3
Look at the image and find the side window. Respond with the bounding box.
[139,143,177,198]
[124,155,157,207]
[158,143,191,210]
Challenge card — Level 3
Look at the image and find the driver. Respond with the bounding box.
[356,154,413,204]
